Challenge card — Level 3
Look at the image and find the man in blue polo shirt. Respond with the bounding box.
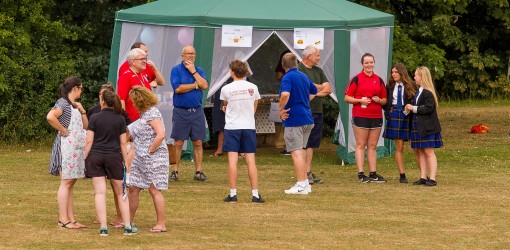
[170,45,208,181]
[279,52,318,195]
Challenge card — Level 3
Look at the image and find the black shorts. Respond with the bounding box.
[352,117,383,129]
[85,152,124,180]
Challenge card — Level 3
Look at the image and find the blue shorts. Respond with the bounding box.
[305,113,323,149]
[223,129,257,153]
[171,107,206,141]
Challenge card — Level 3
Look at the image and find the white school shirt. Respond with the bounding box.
[392,82,404,105]
[220,80,261,130]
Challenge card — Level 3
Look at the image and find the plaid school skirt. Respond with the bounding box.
[410,116,444,149]
[383,107,410,140]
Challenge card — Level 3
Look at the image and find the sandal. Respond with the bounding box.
[72,221,87,228]
[149,227,167,233]
[209,152,223,157]
[58,220,78,229]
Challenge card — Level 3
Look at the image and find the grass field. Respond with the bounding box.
[1,101,509,249]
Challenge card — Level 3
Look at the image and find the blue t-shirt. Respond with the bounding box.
[279,68,318,127]
[170,62,207,108]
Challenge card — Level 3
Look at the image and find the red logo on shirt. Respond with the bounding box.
[248,88,254,96]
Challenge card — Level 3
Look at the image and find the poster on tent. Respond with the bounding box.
[221,25,253,47]
[293,28,324,50]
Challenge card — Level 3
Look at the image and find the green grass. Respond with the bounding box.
[1,101,510,249]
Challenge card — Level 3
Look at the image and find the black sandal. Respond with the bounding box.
[58,220,74,228]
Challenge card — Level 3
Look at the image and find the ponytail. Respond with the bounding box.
[101,90,122,114]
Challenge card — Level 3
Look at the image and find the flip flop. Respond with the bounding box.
[149,227,167,233]
[58,220,79,229]
[72,221,87,228]
[209,152,223,157]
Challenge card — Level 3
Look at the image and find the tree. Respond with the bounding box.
[352,0,510,99]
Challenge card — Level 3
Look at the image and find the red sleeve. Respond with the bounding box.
[379,78,387,98]
[117,73,131,101]
[344,79,357,97]
[144,66,156,82]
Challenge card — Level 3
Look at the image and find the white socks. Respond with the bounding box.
[230,189,237,197]
[252,189,259,198]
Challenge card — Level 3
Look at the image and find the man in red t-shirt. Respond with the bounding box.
[118,42,165,89]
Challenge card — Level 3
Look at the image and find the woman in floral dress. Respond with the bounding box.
[128,86,169,233]
[47,76,88,229]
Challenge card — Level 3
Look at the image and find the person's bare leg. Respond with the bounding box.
[110,181,122,225]
[110,179,131,228]
[92,177,107,229]
[192,140,203,172]
[244,153,258,189]
[353,127,369,173]
[148,184,166,230]
[227,152,239,189]
[418,149,427,179]
[290,149,307,182]
[128,186,141,223]
[366,128,381,172]
[424,148,438,180]
[305,148,313,173]
[173,140,184,172]
[215,131,224,155]
[57,179,78,228]
[394,139,405,174]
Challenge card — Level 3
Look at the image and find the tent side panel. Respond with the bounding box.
[108,19,123,88]
[334,30,355,164]
[193,27,215,105]
[384,27,396,157]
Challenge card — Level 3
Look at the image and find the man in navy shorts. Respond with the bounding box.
[169,45,208,181]
[279,53,318,195]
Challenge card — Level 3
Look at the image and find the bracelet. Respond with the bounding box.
[191,71,197,75]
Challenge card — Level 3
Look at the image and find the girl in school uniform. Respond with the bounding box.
[405,66,443,186]
[383,63,416,183]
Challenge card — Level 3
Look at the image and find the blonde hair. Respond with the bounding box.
[129,86,158,112]
[416,66,438,107]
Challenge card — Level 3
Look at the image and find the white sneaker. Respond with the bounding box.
[284,184,309,195]
[306,184,312,193]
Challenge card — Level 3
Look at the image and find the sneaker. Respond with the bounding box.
[99,228,109,237]
[284,184,309,195]
[399,176,409,184]
[425,179,437,186]
[169,171,179,182]
[280,150,290,156]
[193,171,208,181]
[252,195,265,203]
[223,195,238,203]
[369,173,386,183]
[307,172,323,184]
[413,178,427,185]
[124,226,138,235]
[358,174,371,183]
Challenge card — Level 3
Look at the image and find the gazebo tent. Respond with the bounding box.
[108,0,395,164]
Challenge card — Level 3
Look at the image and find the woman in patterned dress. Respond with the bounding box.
[128,86,169,233]
[46,76,88,229]
[405,66,443,186]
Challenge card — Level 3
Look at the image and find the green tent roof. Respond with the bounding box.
[116,0,393,29]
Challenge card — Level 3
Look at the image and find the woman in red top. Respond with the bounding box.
[344,53,387,183]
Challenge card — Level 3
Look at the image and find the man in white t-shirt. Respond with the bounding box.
[220,60,264,203]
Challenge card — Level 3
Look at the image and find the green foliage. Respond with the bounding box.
[0,0,147,141]
[352,0,510,100]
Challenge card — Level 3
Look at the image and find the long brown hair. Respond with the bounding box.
[59,76,82,107]
[101,90,122,114]
[388,63,416,99]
